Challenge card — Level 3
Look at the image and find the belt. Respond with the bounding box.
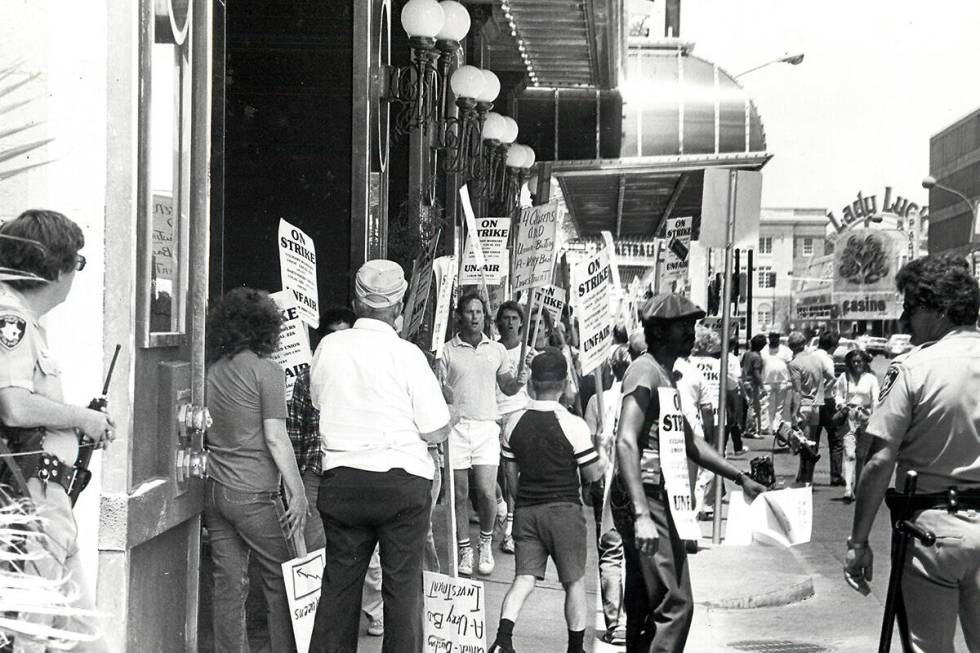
[885,488,980,513]
[29,452,74,494]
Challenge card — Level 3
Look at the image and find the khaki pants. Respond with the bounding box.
[902,508,980,653]
[16,479,107,653]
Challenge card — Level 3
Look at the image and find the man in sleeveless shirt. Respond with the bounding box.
[612,294,765,652]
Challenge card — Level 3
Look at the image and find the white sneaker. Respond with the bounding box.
[458,546,473,576]
[367,617,384,637]
[500,535,515,554]
[477,540,495,575]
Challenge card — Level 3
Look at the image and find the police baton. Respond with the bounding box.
[878,470,935,653]
[67,344,121,506]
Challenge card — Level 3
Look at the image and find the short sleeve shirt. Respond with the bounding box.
[439,334,508,421]
[206,350,288,492]
[621,353,674,485]
[0,283,78,464]
[496,341,530,417]
[866,327,980,493]
[674,357,709,439]
[502,399,598,507]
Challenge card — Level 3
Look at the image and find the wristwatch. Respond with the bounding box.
[733,472,745,486]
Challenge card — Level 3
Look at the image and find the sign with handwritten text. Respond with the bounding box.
[152,193,177,292]
[423,571,487,653]
[512,201,559,293]
[281,547,326,653]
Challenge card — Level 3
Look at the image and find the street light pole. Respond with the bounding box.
[734,52,805,78]
[922,176,980,275]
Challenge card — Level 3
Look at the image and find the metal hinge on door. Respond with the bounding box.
[176,403,211,483]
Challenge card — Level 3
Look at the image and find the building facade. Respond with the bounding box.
[926,106,980,265]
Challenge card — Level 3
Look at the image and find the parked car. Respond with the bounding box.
[831,338,860,376]
[864,336,888,357]
[886,334,913,358]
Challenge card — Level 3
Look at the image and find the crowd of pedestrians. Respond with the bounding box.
[7,211,976,653]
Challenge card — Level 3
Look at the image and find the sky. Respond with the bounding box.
[664,0,980,213]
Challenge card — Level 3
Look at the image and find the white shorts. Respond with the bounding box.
[450,419,500,469]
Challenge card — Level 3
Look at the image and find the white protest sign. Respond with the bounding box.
[699,168,763,248]
[692,355,721,425]
[512,201,560,293]
[460,217,511,284]
[572,249,613,376]
[657,387,701,540]
[530,284,566,326]
[281,547,326,653]
[278,218,320,328]
[152,193,176,289]
[403,235,442,341]
[458,186,486,270]
[269,291,312,402]
[431,256,457,358]
[724,486,812,547]
[423,571,487,653]
[661,216,692,285]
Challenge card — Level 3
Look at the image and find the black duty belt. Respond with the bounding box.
[885,487,980,513]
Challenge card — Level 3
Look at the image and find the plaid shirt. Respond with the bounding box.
[287,366,322,474]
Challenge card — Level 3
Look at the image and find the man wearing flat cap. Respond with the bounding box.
[308,259,451,652]
[611,293,766,652]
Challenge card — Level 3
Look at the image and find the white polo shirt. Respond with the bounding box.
[438,333,508,422]
[310,318,450,480]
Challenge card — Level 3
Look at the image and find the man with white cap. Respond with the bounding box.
[308,259,450,652]
[612,293,766,652]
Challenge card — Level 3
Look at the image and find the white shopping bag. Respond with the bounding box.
[724,486,812,546]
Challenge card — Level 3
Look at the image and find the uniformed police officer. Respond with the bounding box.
[612,293,765,652]
[844,254,980,652]
[0,209,114,653]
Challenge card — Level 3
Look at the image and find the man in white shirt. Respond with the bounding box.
[308,260,450,652]
[763,331,793,434]
[439,293,527,577]
[813,330,844,486]
[495,300,532,555]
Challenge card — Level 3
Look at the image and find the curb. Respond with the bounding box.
[699,576,815,609]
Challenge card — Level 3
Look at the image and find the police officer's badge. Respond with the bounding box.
[0,315,26,350]
[879,365,901,401]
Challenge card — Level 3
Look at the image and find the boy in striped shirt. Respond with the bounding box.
[489,348,607,653]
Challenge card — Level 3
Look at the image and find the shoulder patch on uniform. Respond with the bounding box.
[878,365,901,402]
[0,315,26,350]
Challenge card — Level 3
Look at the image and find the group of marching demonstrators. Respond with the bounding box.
[1,206,977,653]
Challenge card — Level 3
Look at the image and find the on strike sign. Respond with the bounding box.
[460,217,511,284]
[269,291,312,402]
[572,249,614,376]
[278,218,320,328]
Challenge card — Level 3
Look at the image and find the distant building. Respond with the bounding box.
[750,208,829,333]
[927,107,980,262]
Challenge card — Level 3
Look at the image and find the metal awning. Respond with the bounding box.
[554,41,771,238]
[555,152,771,238]
[478,0,622,90]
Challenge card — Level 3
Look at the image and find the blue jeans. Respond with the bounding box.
[203,479,297,652]
[301,470,327,551]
